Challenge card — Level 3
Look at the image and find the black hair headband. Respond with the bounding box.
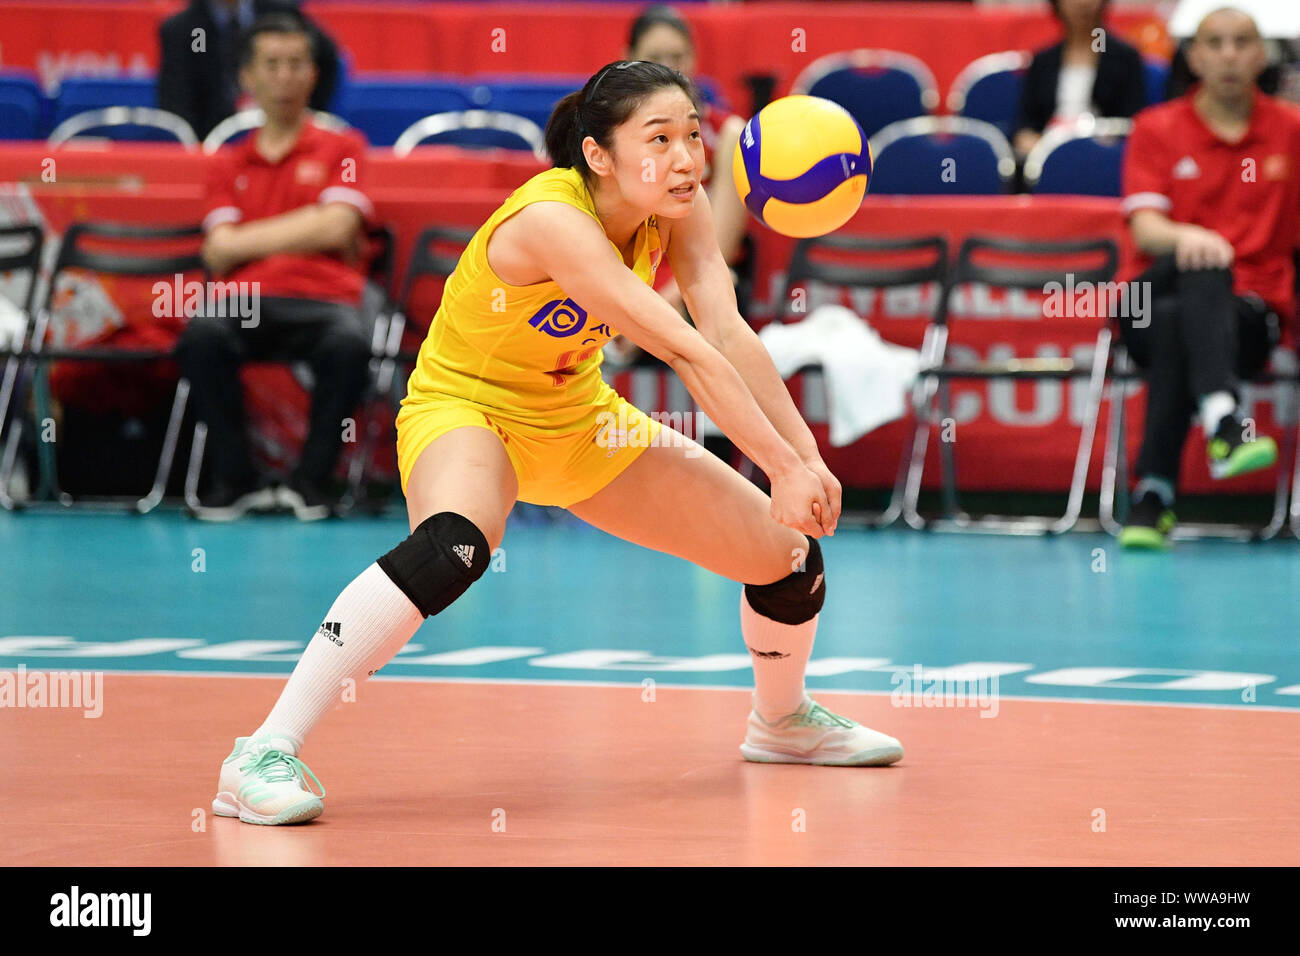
[578,61,643,140]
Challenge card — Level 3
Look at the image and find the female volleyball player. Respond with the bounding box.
[213,60,903,826]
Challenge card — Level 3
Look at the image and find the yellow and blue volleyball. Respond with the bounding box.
[733,95,871,238]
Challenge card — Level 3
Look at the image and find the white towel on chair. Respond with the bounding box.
[0,295,24,350]
[757,304,922,447]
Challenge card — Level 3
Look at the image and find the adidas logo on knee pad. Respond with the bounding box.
[377,512,491,618]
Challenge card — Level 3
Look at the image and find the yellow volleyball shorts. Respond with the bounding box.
[395,381,663,508]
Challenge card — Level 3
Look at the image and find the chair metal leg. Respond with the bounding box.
[936,376,966,524]
[873,433,911,528]
[1291,412,1300,539]
[0,419,22,511]
[901,373,936,530]
[30,361,69,506]
[1109,361,1292,543]
[136,378,189,514]
[1098,375,1128,536]
[340,309,405,514]
[902,326,946,530]
[20,307,64,505]
[918,328,1111,536]
[863,324,935,530]
[1254,375,1293,540]
[184,422,207,512]
[1052,328,1111,534]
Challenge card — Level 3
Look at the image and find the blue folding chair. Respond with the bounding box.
[481,76,585,131]
[0,70,44,140]
[1025,117,1132,197]
[868,117,1015,195]
[393,111,546,158]
[202,109,349,153]
[54,76,155,126]
[48,107,197,147]
[792,50,939,139]
[339,78,472,146]
[947,51,1030,140]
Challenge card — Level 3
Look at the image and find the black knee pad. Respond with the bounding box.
[377,512,490,618]
[743,535,825,625]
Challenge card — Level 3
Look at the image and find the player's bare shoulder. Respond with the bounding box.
[487,202,579,287]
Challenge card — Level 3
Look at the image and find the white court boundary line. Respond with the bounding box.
[12,667,1300,715]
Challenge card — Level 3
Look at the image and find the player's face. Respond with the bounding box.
[608,87,705,220]
[628,24,696,76]
[241,32,317,122]
[1188,11,1267,97]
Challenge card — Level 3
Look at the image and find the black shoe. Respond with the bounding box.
[276,474,334,521]
[1207,414,1278,480]
[192,476,278,522]
[1118,491,1176,550]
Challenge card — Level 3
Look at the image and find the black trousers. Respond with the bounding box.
[174,296,371,488]
[1116,255,1278,485]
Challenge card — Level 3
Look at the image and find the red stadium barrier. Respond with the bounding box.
[0,1,1171,117]
[0,142,1284,497]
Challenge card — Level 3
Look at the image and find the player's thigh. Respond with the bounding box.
[404,425,518,549]
[567,427,806,585]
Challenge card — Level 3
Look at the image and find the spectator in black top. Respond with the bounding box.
[1013,0,1148,159]
[158,0,340,141]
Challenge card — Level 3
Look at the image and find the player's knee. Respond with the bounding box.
[177,317,236,354]
[315,326,371,374]
[743,534,825,625]
[376,511,490,618]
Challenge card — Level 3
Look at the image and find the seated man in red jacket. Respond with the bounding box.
[1116,5,1300,549]
[177,12,373,521]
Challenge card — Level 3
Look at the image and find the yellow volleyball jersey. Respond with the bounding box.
[403,166,664,433]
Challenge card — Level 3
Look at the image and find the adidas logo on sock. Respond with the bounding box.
[317,620,343,647]
[452,544,475,568]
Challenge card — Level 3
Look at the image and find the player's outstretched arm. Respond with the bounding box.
[667,187,840,532]
[514,200,830,537]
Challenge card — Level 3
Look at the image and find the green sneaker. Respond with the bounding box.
[212,736,325,825]
[1208,416,1278,480]
[1119,491,1176,550]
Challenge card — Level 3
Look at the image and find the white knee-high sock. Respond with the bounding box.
[740,590,818,722]
[253,563,423,753]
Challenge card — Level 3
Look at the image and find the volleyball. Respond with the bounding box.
[732,95,871,238]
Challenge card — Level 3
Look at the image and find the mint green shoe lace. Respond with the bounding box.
[793,701,855,729]
[241,749,326,799]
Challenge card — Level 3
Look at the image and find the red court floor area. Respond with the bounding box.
[1,675,1295,866]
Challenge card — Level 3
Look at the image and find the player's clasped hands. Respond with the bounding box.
[770,457,841,538]
[1175,225,1235,271]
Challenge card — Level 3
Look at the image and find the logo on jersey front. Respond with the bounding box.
[1173,156,1201,180]
[528,298,588,337]
[1263,154,1291,181]
[295,160,327,186]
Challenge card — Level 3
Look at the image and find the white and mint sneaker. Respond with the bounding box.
[740,695,904,766]
[212,736,325,825]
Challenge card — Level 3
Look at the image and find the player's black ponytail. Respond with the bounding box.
[545,60,699,176]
